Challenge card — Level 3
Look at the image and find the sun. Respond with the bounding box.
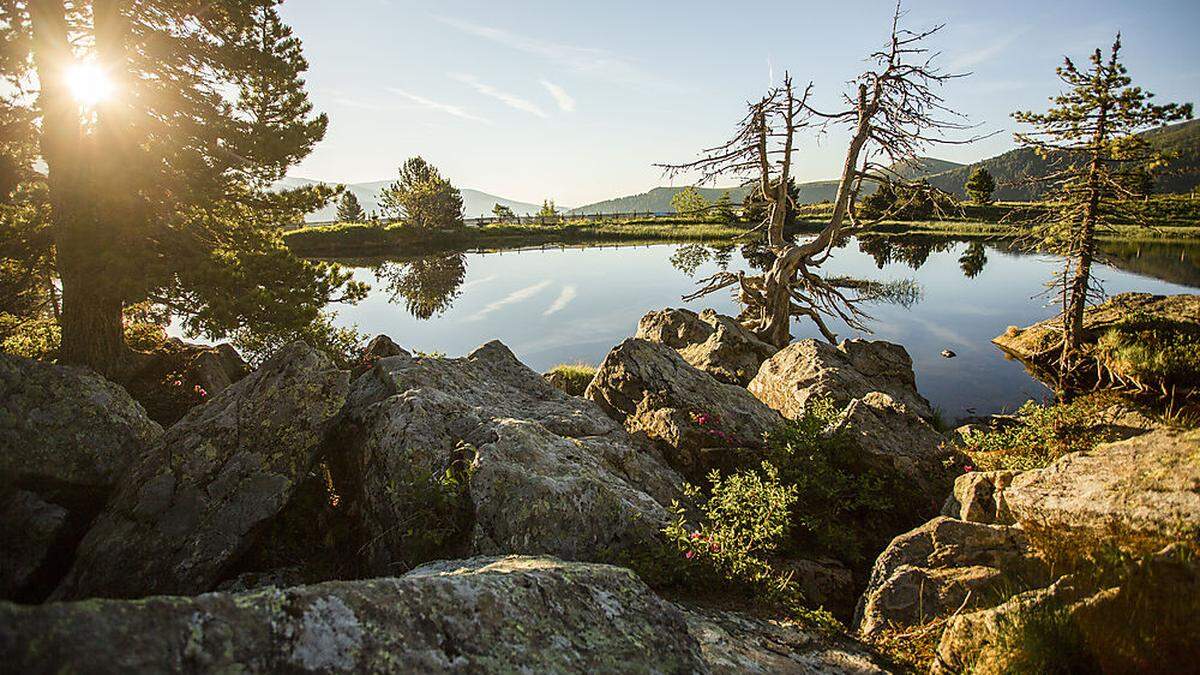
[64,62,115,107]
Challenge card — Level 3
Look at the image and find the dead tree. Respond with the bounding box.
[660,3,974,347]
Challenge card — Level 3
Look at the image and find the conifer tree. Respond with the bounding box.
[964,167,996,204]
[12,0,366,375]
[337,191,366,222]
[1014,35,1191,382]
[379,156,464,228]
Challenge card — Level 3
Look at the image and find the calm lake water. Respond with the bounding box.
[326,236,1198,423]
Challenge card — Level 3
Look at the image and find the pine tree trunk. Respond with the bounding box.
[57,269,127,375]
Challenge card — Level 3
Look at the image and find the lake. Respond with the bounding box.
[325,236,1199,424]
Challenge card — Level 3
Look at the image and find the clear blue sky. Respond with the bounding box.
[279,0,1200,206]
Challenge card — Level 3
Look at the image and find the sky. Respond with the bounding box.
[279,0,1200,207]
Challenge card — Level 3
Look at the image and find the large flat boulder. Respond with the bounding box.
[637,308,777,386]
[334,341,686,577]
[585,338,783,477]
[1001,427,1200,547]
[0,354,162,506]
[749,339,933,421]
[854,516,1048,637]
[52,342,349,600]
[0,555,884,674]
[2,557,703,673]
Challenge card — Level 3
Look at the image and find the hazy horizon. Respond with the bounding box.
[280,0,1200,206]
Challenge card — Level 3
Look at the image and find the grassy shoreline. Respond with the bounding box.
[282,196,1200,257]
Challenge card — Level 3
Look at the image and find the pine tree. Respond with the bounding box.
[336,191,366,222]
[670,186,707,216]
[379,156,463,228]
[537,199,558,218]
[964,167,996,204]
[491,203,515,220]
[15,0,365,375]
[1013,35,1192,383]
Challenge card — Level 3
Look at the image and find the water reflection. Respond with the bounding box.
[325,236,1196,421]
[373,252,467,320]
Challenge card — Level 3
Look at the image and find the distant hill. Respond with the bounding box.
[567,186,751,215]
[923,119,1200,200]
[565,158,966,213]
[277,178,552,222]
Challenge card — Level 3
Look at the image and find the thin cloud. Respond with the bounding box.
[452,73,548,118]
[387,87,491,125]
[543,284,578,316]
[540,79,576,112]
[948,29,1028,71]
[433,15,660,88]
[467,280,553,321]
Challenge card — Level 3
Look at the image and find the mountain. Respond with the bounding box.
[566,158,966,213]
[568,186,752,215]
[277,178,552,222]
[922,118,1200,200]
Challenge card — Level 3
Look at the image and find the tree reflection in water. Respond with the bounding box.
[375,252,468,320]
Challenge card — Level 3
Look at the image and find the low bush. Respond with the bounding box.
[959,397,1122,472]
[545,362,596,395]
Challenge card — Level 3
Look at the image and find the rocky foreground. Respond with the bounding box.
[1,307,1196,672]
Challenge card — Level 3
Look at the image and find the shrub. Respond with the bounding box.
[545,362,596,396]
[1091,312,1200,395]
[960,397,1121,472]
[230,311,366,369]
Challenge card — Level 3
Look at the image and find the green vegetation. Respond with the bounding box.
[661,400,930,622]
[537,199,560,219]
[336,191,367,223]
[491,203,515,220]
[1091,312,1200,397]
[545,363,597,396]
[959,396,1125,472]
[964,167,996,205]
[380,157,464,228]
[0,1,367,377]
[669,186,708,216]
[283,217,755,257]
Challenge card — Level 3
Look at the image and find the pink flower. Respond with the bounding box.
[690,532,701,540]
[964,465,974,473]
[695,413,710,426]
[685,550,695,559]
[172,380,182,387]
[709,543,720,553]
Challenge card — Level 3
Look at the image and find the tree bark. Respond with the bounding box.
[30,0,131,376]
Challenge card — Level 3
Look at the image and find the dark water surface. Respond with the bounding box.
[327,236,1199,423]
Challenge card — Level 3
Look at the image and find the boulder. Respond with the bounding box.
[0,490,71,601]
[636,308,777,386]
[0,354,162,507]
[1001,427,1200,548]
[2,557,707,673]
[123,338,251,425]
[854,517,1048,637]
[941,470,1017,525]
[636,307,713,349]
[832,392,953,490]
[681,605,887,674]
[749,339,933,421]
[52,342,349,600]
[585,338,783,477]
[351,334,406,378]
[334,341,686,577]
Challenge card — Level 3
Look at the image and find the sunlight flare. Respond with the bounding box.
[64,61,115,107]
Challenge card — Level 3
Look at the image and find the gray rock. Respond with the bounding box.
[637,308,777,386]
[52,342,349,600]
[0,490,70,601]
[336,341,686,576]
[749,339,934,421]
[854,517,1048,637]
[1002,427,1200,545]
[680,605,887,674]
[0,354,162,505]
[832,392,953,489]
[1,555,886,674]
[3,557,705,673]
[940,470,1017,525]
[586,338,783,477]
[352,334,406,378]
